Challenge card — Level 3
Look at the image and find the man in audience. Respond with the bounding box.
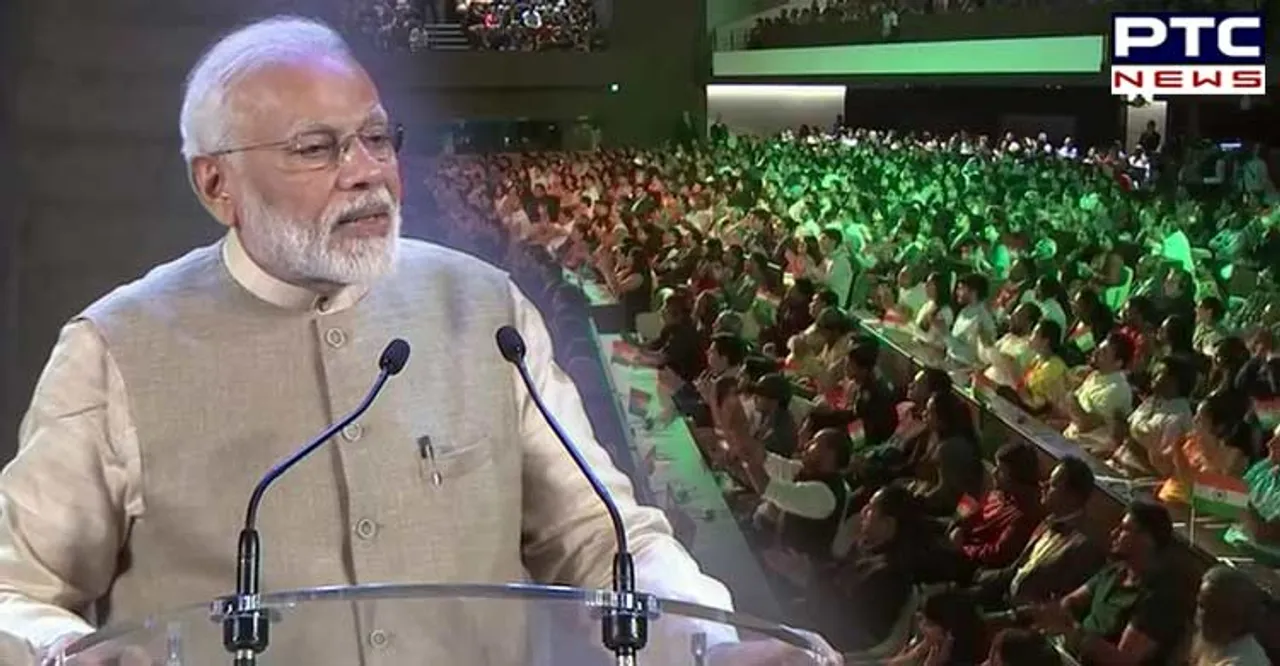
[1190,565,1270,666]
[639,289,704,383]
[1063,332,1135,455]
[950,272,997,365]
[738,373,799,458]
[945,441,1044,575]
[980,301,1041,389]
[837,339,899,447]
[742,428,853,562]
[972,456,1103,609]
[1030,499,1188,666]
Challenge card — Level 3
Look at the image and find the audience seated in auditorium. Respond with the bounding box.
[1062,332,1135,456]
[1109,355,1197,477]
[1226,424,1280,564]
[940,441,1044,578]
[1190,565,1272,666]
[971,456,1103,610]
[1157,389,1259,506]
[998,319,1069,416]
[1029,500,1189,666]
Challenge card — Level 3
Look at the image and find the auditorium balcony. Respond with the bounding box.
[713,0,1259,51]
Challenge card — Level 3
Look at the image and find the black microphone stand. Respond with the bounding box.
[222,339,409,666]
[496,326,649,666]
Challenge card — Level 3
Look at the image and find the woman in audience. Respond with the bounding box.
[1030,277,1070,329]
[1115,295,1159,376]
[978,302,1041,390]
[1158,389,1259,505]
[1110,355,1197,477]
[911,392,986,518]
[600,245,653,330]
[1000,319,1069,417]
[914,271,955,350]
[826,485,929,655]
[1225,424,1280,564]
[1064,287,1114,367]
[1207,336,1251,396]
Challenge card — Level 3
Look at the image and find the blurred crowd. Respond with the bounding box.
[415,123,1279,665]
[462,0,603,51]
[338,0,604,52]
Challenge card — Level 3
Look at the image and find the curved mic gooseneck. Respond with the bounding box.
[223,338,411,666]
[495,325,648,666]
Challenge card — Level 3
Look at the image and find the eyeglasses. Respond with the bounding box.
[208,123,405,172]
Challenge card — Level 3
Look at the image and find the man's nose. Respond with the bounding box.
[336,139,389,191]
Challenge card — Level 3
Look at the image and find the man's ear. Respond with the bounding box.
[189,156,236,228]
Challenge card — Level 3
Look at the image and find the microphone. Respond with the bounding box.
[222,338,411,666]
[494,325,649,665]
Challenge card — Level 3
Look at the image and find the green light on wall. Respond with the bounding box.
[609,83,620,93]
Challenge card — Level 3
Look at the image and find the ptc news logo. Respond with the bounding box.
[1111,13,1267,96]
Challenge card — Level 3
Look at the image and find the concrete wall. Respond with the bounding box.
[0,0,706,463]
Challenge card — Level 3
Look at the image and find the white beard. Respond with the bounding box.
[238,186,402,286]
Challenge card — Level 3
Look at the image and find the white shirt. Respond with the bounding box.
[761,454,838,520]
[1063,370,1134,453]
[981,333,1033,388]
[0,232,737,661]
[949,303,996,365]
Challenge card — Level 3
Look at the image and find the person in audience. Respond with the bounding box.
[979,301,1041,390]
[789,308,854,394]
[888,589,988,666]
[992,259,1035,323]
[1207,336,1251,396]
[911,392,986,518]
[896,264,930,323]
[944,442,1044,577]
[672,332,747,426]
[1238,328,1279,399]
[830,485,930,655]
[1158,389,1257,505]
[638,289,704,383]
[743,427,853,563]
[1154,267,1197,323]
[846,367,953,508]
[982,629,1062,666]
[1226,424,1280,563]
[819,227,855,309]
[1001,319,1069,417]
[1030,499,1188,666]
[1030,277,1070,329]
[1115,295,1158,375]
[835,339,899,448]
[1195,296,1230,356]
[600,244,654,328]
[914,271,955,350]
[730,372,799,458]
[1065,288,1115,367]
[972,456,1102,609]
[1190,565,1271,666]
[949,273,997,366]
[1063,332,1136,456]
[1109,355,1197,477]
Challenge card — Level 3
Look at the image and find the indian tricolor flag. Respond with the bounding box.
[955,494,982,521]
[1191,472,1249,520]
[627,388,653,418]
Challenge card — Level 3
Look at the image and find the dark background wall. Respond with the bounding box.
[0,0,706,463]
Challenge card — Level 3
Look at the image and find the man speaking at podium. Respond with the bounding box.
[0,16,830,666]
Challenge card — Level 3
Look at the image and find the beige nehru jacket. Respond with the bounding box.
[0,231,735,663]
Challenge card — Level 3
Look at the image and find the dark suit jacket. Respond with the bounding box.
[974,513,1105,608]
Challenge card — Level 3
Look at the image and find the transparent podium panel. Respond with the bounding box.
[58,584,834,666]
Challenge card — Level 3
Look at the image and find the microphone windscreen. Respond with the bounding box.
[379,338,411,375]
[495,326,527,364]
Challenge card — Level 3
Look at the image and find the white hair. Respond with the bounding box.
[179,15,353,161]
